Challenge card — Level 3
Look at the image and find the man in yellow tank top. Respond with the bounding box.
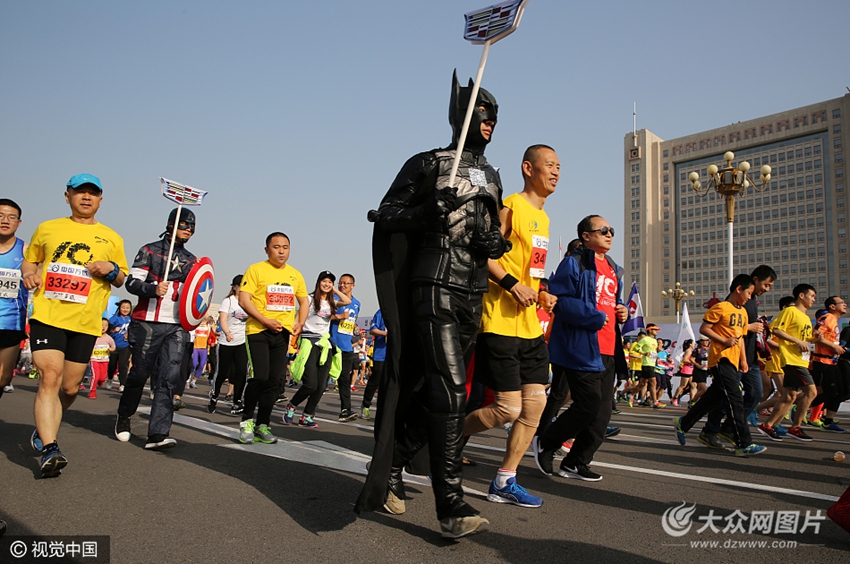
[21,174,128,477]
[464,145,559,508]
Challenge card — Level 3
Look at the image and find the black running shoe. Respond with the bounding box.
[557,462,602,481]
[532,436,555,476]
[40,443,67,478]
[207,391,218,414]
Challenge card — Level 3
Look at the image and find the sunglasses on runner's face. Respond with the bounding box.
[588,226,615,237]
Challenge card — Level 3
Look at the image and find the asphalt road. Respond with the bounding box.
[1,377,849,563]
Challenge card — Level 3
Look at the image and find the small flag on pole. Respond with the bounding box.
[161,177,208,206]
[463,0,529,45]
[621,282,645,336]
[669,303,697,372]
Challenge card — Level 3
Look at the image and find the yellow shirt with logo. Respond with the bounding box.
[25,218,128,336]
[703,301,748,369]
[241,261,308,336]
[628,341,643,371]
[772,306,813,368]
[480,193,549,339]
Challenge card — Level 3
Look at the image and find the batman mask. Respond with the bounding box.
[449,69,498,153]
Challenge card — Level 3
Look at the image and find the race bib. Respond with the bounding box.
[91,344,110,361]
[339,319,356,335]
[529,235,549,278]
[44,263,92,304]
[469,168,487,187]
[0,267,20,299]
[802,343,814,363]
[266,284,295,312]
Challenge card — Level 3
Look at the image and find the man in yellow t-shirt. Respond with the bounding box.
[760,283,818,441]
[237,232,309,444]
[464,144,559,507]
[673,274,766,456]
[21,174,128,477]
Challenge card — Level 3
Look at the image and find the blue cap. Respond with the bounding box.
[66,173,103,192]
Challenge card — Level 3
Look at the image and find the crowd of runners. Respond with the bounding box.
[1,74,848,541]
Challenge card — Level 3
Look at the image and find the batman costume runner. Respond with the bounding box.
[355,72,510,539]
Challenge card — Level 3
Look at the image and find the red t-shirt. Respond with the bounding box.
[595,256,618,356]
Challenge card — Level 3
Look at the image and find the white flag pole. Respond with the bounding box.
[446,40,491,191]
[162,203,183,283]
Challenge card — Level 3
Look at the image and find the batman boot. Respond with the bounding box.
[385,403,429,515]
[428,413,480,521]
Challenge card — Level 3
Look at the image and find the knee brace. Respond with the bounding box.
[516,384,547,427]
[465,391,522,436]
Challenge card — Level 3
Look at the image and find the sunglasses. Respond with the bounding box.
[588,226,615,237]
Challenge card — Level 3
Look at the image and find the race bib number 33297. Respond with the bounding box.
[44,262,92,304]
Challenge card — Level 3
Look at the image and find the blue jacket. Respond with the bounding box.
[548,246,628,373]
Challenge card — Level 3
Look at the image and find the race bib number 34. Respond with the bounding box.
[266,284,295,312]
[0,267,21,299]
[529,235,549,278]
[44,262,92,304]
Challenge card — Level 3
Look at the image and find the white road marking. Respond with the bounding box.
[147,407,489,498]
[151,405,844,504]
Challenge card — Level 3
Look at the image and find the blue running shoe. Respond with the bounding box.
[734,444,767,457]
[673,417,686,446]
[747,410,759,427]
[31,429,43,452]
[774,425,788,437]
[822,422,846,433]
[486,477,542,508]
[282,404,295,425]
[605,426,621,438]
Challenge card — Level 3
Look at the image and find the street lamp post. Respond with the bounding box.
[689,151,771,285]
[662,282,694,324]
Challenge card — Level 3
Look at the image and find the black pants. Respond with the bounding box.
[680,358,752,448]
[244,330,290,426]
[337,351,358,412]
[540,356,614,467]
[214,344,248,401]
[117,320,187,437]
[362,360,383,408]
[177,343,194,396]
[839,360,850,402]
[207,344,218,380]
[107,346,131,386]
[290,341,333,416]
[392,285,482,520]
[537,364,570,437]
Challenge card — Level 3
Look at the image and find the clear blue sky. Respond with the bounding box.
[3,0,848,316]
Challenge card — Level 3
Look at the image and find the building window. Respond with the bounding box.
[835,109,842,119]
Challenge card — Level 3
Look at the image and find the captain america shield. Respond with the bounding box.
[179,257,215,330]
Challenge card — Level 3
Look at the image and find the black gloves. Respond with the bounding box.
[471,226,511,259]
[421,186,457,221]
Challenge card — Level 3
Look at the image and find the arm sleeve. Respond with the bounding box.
[125,246,159,298]
[550,255,606,331]
[110,236,130,275]
[376,153,440,232]
[23,225,44,264]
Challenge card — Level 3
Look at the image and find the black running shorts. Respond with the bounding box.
[29,319,97,364]
[474,333,549,392]
[782,364,815,391]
